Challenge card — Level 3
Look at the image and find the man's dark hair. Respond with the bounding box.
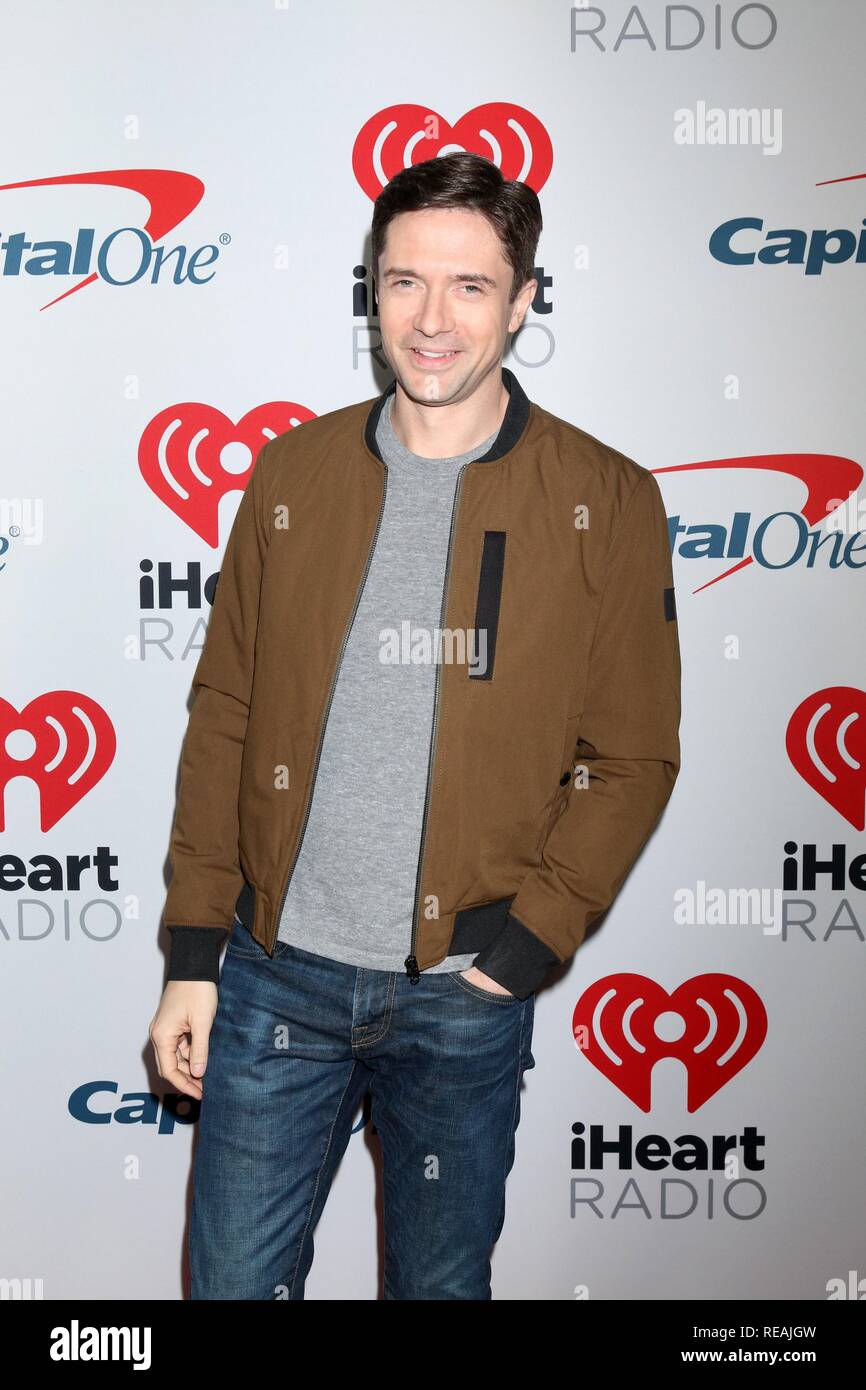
[371,151,542,304]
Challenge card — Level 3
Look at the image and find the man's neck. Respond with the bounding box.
[389,371,509,459]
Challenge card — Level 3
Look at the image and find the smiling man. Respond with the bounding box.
[376,194,535,468]
[150,151,682,1301]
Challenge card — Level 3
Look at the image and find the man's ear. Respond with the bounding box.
[509,277,537,332]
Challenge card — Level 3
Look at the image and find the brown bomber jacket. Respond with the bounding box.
[162,366,682,1000]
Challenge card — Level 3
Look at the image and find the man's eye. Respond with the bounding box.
[462,284,482,294]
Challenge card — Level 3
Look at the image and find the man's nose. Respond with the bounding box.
[413,287,454,338]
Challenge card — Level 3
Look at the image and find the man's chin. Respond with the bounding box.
[395,356,474,404]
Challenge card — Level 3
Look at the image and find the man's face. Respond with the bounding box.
[375,206,536,404]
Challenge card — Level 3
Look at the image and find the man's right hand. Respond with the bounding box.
[149,981,218,1100]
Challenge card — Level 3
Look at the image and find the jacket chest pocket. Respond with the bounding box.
[469,530,506,681]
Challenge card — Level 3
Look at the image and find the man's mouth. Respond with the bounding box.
[408,347,460,368]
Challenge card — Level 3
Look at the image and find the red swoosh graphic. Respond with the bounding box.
[651,454,862,593]
[815,171,866,186]
[0,169,204,310]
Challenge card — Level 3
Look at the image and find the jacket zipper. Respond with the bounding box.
[271,461,389,949]
[404,460,470,983]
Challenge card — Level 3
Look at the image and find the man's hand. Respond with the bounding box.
[458,965,514,997]
[149,981,218,1100]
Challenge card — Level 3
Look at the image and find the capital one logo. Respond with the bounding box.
[138,402,315,546]
[657,452,863,592]
[352,103,553,200]
[573,973,767,1112]
[0,169,217,311]
[0,694,116,831]
[787,687,866,831]
[710,167,866,275]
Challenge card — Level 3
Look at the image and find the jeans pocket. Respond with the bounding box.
[448,971,522,1005]
[227,915,295,962]
[226,915,265,959]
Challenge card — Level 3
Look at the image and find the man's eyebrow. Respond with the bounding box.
[382,267,498,289]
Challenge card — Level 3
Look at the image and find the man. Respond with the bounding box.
[149,151,681,1300]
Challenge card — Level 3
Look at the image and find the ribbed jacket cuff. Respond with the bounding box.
[470,911,560,1000]
[166,926,227,983]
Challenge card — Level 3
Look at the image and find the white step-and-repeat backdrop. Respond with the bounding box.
[2,0,863,1300]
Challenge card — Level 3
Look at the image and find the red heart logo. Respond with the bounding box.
[352,102,553,200]
[0,693,117,831]
[786,686,866,830]
[138,402,315,546]
[572,973,767,1112]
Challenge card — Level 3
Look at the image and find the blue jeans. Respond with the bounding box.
[189,917,536,1300]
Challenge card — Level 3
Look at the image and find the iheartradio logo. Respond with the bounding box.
[786,686,866,831]
[572,973,767,1113]
[352,103,553,201]
[0,693,116,831]
[138,402,315,546]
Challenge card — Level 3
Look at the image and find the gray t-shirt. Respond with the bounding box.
[275,392,500,972]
